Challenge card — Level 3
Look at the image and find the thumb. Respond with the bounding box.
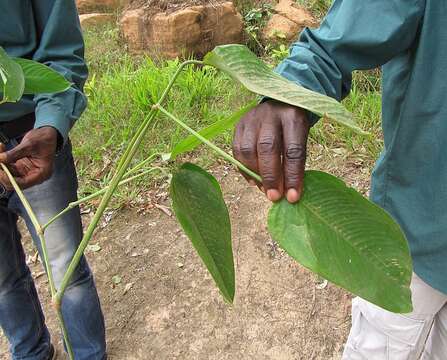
[0,142,30,164]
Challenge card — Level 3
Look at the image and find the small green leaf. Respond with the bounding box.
[13,58,71,94]
[204,44,367,135]
[87,244,102,253]
[170,100,257,160]
[170,163,235,303]
[112,275,122,285]
[0,47,25,103]
[268,171,413,313]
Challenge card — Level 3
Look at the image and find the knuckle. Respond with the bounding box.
[262,172,277,186]
[285,143,306,160]
[22,138,34,148]
[240,143,256,157]
[258,136,278,155]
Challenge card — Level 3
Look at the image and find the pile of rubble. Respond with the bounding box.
[76,0,243,59]
[76,0,317,59]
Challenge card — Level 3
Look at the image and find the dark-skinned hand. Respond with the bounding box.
[233,100,310,203]
[0,126,58,190]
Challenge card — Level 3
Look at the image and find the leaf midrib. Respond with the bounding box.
[301,198,408,288]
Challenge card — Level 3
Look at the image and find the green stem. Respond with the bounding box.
[112,60,201,175]
[55,109,158,303]
[43,167,163,230]
[0,163,74,358]
[157,60,203,106]
[56,310,74,359]
[124,153,160,178]
[156,106,263,183]
[56,60,204,301]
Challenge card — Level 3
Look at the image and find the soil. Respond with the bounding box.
[0,144,372,359]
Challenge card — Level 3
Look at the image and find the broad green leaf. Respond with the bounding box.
[169,100,257,160]
[170,163,235,302]
[268,171,412,313]
[204,44,367,135]
[0,47,25,103]
[14,58,71,94]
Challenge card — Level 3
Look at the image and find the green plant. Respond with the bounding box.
[243,3,273,54]
[1,43,412,359]
[269,44,290,64]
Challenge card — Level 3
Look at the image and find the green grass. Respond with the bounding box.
[73,24,253,201]
[73,22,382,205]
[311,74,383,160]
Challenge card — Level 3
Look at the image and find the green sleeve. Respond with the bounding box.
[31,0,88,143]
[276,0,425,124]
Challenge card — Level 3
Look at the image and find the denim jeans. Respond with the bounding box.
[0,140,106,360]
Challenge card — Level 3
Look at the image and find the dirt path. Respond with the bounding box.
[0,146,372,359]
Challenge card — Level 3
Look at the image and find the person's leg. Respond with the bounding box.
[0,199,51,360]
[9,141,106,360]
[421,301,447,359]
[342,273,447,360]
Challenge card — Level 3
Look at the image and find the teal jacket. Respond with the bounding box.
[0,0,87,143]
[277,0,447,293]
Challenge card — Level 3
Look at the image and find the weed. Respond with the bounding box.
[241,2,273,54]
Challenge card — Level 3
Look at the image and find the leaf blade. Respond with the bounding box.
[0,47,25,103]
[204,44,367,135]
[170,100,257,160]
[170,163,235,302]
[268,171,413,313]
[13,58,71,95]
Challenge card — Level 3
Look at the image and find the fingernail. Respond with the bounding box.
[287,189,300,203]
[267,189,281,202]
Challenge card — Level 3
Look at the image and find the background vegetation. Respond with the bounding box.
[73,0,383,204]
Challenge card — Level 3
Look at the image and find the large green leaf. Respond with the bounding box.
[268,171,412,313]
[0,47,25,103]
[204,44,367,135]
[14,58,71,94]
[170,163,235,303]
[169,100,257,160]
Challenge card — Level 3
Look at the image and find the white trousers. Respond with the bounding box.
[342,274,447,359]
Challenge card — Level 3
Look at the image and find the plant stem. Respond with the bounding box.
[0,164,74,358]
[56,109,159,303]
[156,106,263,183]
[47,59,204,356]
[157,60,203,106]
[111,60,201,176]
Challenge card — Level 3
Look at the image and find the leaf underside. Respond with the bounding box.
[204,44,367,135]
[268,171,413,313]
[170,163,235,303]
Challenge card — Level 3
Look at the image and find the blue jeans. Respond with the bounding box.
[0,140,106,359]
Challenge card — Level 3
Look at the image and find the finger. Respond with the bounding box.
[282,115,309,203]
[233,115,261,187]
[0,143,5,153]
[0,140,32,164]
[0,171,13,191]
[257,118,283,202]
[12,168,47,189]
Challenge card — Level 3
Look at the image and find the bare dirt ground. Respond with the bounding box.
[0,144,372,359]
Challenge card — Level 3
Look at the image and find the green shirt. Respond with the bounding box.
[0,0,87,143]
[277,0,447,293]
